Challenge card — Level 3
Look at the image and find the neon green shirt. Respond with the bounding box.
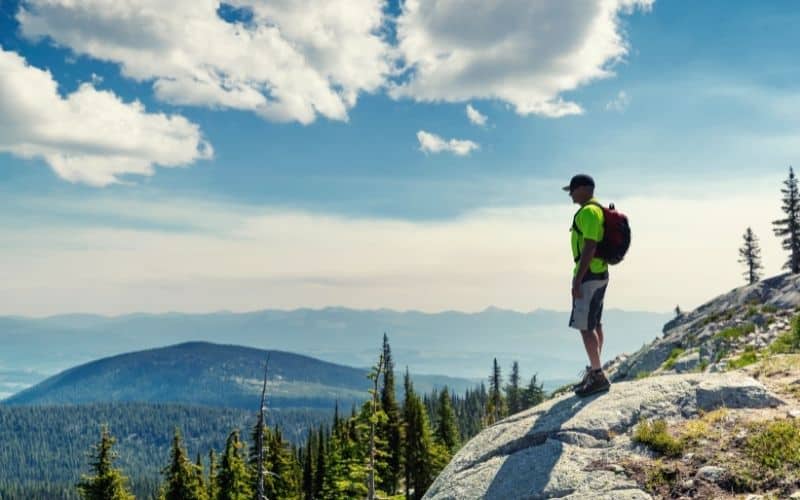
[571,198,608,276]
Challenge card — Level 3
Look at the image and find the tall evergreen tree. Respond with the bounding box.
[366,351,386,500]
[434,387,460,454]
[674,305,682,318]
[207,450,218,500]
[76,425,135,500]
[378,333,402,495]
[403,368,441,500]
[195,453,205,495]
[773,166,800,273]
[505,361,522,415]
[486,358,506,425]
[739,227,764,285]
[160,428,206,500]
[313,426,325,499]
[217,430,252,500]
[302,432,314,500]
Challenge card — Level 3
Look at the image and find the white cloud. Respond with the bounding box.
[466,104,488,126]
[417,130,479,156]
[605,90,631,112]
[392,0,653,117]
[0,184,786,316]
[0,48,211,186]
[17,0,390,125]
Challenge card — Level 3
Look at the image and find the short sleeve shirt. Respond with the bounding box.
[571,198,608,276]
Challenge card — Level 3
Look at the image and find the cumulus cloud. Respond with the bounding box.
[466,104,488,126]
[392,0,653,117]
[606,90,631,112]
[17,0,390,124]
[0,48,211,186]
[417,130,479,156]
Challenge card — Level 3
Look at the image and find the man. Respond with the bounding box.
[564,174,611,397]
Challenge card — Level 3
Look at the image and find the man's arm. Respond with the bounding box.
[572,239,598,298]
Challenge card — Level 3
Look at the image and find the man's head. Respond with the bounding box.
[563,174,595,204]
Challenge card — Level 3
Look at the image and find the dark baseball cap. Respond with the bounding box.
[562,174,595,192]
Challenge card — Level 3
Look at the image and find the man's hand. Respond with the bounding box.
[572,278,583,299]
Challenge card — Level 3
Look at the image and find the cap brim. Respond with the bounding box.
[562,185,571,191]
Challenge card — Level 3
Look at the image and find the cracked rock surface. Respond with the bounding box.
[422,372,782,500]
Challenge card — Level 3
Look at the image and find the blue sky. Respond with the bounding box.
[1,0,798,315]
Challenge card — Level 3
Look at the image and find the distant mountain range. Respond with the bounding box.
[3,342,474,409]
[0,307,671,396]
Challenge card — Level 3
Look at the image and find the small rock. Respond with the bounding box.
[788,409,800,419]
[788,491,800,499]
[745,495,764,500]
[696,465,726,484]
[682,452,695,461]
[680,479,695,490]
[609,464,625,474]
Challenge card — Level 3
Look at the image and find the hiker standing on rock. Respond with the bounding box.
[564,174,617,397]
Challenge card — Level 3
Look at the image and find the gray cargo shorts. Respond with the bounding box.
[569,278,609,331]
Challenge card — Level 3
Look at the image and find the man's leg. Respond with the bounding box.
[596,324,604,357]
[580,329,602,370]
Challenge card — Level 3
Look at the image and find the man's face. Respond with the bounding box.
[569,185,590,203]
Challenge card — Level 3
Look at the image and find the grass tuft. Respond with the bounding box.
[662,348,686,370]
[633,419,684,457]
[727,346,759,370]
[715,323,755,342]
[745,419,800,470]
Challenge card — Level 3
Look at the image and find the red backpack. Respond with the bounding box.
[572,201,631,265]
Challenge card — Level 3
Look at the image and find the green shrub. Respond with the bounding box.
[727,346,758,370]
[761,304,778,314]
[635,370,651,380]
[702,309,734,326]
[662,347,686,370]
[633,419,684,457]
[769,331,796,355]
[746,419,800,470]
[715,323,755,342]
[746,305,759,317]
[792,313,800,350]
[694,359,709,372]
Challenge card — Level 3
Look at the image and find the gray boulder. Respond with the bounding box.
[423,373,782,500]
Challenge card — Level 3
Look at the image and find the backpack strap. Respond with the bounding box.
[572,201,605,263]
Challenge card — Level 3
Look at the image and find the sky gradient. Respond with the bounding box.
[1,0,798,316]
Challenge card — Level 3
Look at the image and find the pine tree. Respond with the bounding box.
[378,333,402,495]
[207,450,218,500]
[302,432,314,500]
[321,414,368,500]
[403,369,440,500]
[366,351,387,500]
[674,305,682,318]
[773,166,800,273]
[313,426,325,499]
[521,374,545,410]
[434,387,460,454]
[505,361,522,415]
[195,453,205,496]
[160,428,207,500]
[739,227,764,285]
[486,358,506,425]
[217,430,252,500]
[76,425,135,500]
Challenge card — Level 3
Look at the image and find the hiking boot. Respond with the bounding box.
[574,369,610,397]
[571,365,592,390]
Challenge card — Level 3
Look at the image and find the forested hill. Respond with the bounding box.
[3,341,473,409]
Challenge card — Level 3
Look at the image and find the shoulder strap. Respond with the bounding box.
[571,201,604,234]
